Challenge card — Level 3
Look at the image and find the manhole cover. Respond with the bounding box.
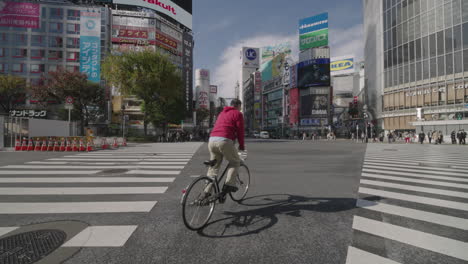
[0,229,66,264]
[101,169,128,174]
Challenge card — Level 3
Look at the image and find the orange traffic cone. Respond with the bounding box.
[27,138,34,151]
[53,139,60,152]
[34,138,41,151]
[79,138,85,151]
[47,138,54,151]
[59,138,66,151]
[65,139,72,152]
[21,137,28,151]
[112,137,119,148]
[72,139,78,152]
[41,139,48,152]
[122,138,127,147]
[102,138,108,150]
[15,138,22,151]
[86,140,94,152]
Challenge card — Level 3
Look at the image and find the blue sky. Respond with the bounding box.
[192,0,364,97]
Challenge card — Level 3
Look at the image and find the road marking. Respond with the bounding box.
[361,172,468,186]
[27,161,69,164]
[190,175,201,178]
[357,199,468,230]
[66,155,193,159]
[359,187,468,211]
[0,201,157,214]
[137,162,187,165]
[361,179,468,198]
[345,246,401,264]
[3,165,184,169]
[62,226,137,247]
[363,165,468,177]
[49,158,190,162]
[362,169,468,182]
[76,153,194,156]
[0,170,101,175]
[0,187,168,195]
[364,162,467,173]
[352,216,468,261]
[365,157,468,165]
[0,227,18,237]
[0,177,175,183]
[126,170,180,175]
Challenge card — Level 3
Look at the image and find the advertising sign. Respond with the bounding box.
[299,13,329,51]
[156,31,178,49]
[242,47,260,68]
[80,10,101,83]
[182,32,193,114]
[198,91,209,109]
[290,64,297,89]
[301,94,328,116]
[300,118,328,126]
[113,0,192,30]
[118,29,148,39]
[9,110,46,118]
[297,58,330,88]
[331,56,354,76]
[261,43,291,63]
[289,88,299,126]
[210,85,217,94]
[0,2,40,28]
[254,71,262,96]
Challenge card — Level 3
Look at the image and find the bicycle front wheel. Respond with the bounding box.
[229,164,250,202]
[182,176,216,230]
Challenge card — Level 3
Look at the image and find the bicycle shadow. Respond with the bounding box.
[196,194,381,238]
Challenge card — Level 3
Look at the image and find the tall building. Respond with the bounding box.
[364,0,468,133]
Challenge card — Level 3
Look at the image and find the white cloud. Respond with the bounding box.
[212,24,364,98]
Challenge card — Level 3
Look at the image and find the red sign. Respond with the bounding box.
[65,96,74,104]
[118,29,148,39]
[156,32,177,49]
[254,71,261,94]
[289,88,299,126]
[0,2,40,28]
[353,96,358,104]
[198,91,209,109]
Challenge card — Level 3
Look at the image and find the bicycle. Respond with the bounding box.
[181,151,250,231]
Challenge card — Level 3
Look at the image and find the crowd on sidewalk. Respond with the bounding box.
[378,130,466,145]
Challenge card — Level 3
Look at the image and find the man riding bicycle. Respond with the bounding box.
[206,98,245,196]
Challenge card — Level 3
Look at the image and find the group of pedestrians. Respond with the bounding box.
[157,131,193,142]
[383,130,466,145]
[450,130,467,145]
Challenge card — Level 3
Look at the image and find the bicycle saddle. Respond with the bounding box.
[203,159,217,166]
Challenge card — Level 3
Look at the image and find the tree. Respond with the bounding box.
[0,75,27,114]
[30,70,105,134]
[143,95,185,133]
[102,50,183,135]
[195,108,210,127]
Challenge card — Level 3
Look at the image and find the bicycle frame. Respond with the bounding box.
[210,163,230,196]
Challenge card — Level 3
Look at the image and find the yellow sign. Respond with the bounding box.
[330,59,354,72]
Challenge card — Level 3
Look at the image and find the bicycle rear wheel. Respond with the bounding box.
[182,176,216,230]
[229,164,250,202]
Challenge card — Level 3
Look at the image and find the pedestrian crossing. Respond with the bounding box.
[0,142,203,249]
[346,144,468,264]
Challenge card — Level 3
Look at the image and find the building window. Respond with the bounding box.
[66,23,80,34]
[66,65,79,72]
[48,64,61,72]
[48,50,63,60]
[0,48,5,57]
[49,37,63,48]
[0,33,7,42]
[31,49,45,59]
[31,35,44,46]
[66,51,79,61]
[49,22,63,33]
[66,38,80,48]
[67,9,80,20]
[12,64,23,73]
[13,34,27,45]
[454,51,463,73]
[50,8,63,20]
[0,64,5,72]
[32,22,46,33]
[30,64,45,73]
[13,48,27,58]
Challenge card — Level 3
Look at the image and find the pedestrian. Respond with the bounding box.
[433,131,439,144]
[451,130,457,144]
[438,131,444,144]
[388,132,392,143]
[419,131,425,144]
[302,132,306,140]
[428,131,432,144]
[461,129,467,145]
[404,131,410,144]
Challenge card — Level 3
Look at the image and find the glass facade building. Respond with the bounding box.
[365,0,468,132]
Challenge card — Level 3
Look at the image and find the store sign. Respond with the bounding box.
[299,13,328,51]
[299,12,328,35]
[289,88,299,125]
[113,0,192,29]
[118,29,148,39]
[156,32,178,49]
[0,2,40,28]
[10,110,46,118]
[182,32,193,113]
[198,91,209,109]
[210,85,217,93]
[330,56,354,76]
[80,10,101,83]
[242,47,260,68]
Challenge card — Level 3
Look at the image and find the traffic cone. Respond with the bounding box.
[122,138,127,147]
[79,138,85,151]
[112,137,119,148]
[34,138,41,151]
[59,138,66,152]
[27,138,34,151]
[21,137,28,151]
[86,140,94,152]
[15,138,21,151]
[65,139,72,152]
[72,139,78,152]
[102,138,108,150]
[53,139,60,152]
[47,138,54,151]
[41,139,48,151]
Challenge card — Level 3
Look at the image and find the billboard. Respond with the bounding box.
[260,42,292,83]
[261,43,292,63]
[297,58,330,88]
[80,10,101,83]
[299,13,328,51]
[300,94,328,116]
[289,88,299,126]
[0,2,40,28]
[113,0,192,29]
[182,32,193,114]
[242,47,259,68]
[331,56,354,76]
[198,91,209,109]
[210,85,217,94]
[290,64,297,89]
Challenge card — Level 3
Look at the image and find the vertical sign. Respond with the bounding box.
[299,12,328,51]
[80,10,101,83]
[182,32,193,115]
[289,88,299,126]
[254,71,262,125]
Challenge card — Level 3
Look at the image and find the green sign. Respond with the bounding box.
[299,28,328,50]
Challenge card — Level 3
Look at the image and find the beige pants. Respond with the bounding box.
[207,140,240,187]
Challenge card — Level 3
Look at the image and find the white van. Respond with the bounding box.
[260,131,269,139]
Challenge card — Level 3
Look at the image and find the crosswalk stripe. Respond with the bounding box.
[137,162,187,165]
[365,158,468,166]
[357,199,468,230]
[66,155,193,159]
[48,158,190,162]
[361,173,468,187]
[364,157,468,165]
[76,153,194,155]
[0,227,18,237]
[363,165,468,177]
[364,162,467,173]
[360,179,468,199]
[126,170,180,175]
[0,201,157,214]
[62,226,137,247]
[345,246,401,264]
[0,177,175,183]
[3,165,184,169]
[0,170,101,175]
[0,187,168,195]
[352,216,468,261]
[27,161,118,165]
[359,187,468,211]
[362,169,468,182]
[27,161,69,164]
